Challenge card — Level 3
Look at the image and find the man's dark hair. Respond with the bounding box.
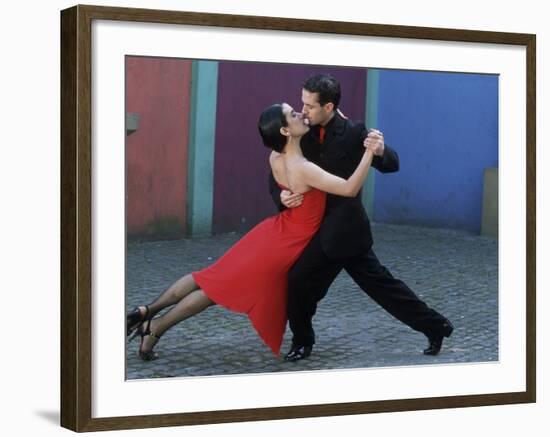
[258,104,288,153]
[303,74,341,110]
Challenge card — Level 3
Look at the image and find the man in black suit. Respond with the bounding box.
[269,74,453,361]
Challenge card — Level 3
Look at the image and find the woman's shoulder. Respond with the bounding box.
[270,151,283,169]
[286,155,311,171]
[288,159,321,189]
[269,151,281,162]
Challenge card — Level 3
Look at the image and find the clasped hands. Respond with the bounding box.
[363,128,385,156]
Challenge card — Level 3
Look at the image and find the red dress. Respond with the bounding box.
[192,186,326,356]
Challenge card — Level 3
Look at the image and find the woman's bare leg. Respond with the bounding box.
[139,289,214,354]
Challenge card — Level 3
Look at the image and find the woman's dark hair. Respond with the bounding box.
[303,73,341,109]
[258,104,288,153]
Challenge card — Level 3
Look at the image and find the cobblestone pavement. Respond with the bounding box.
[126,223,498,380]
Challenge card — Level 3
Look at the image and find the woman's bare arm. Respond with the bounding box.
[298,149,374,197]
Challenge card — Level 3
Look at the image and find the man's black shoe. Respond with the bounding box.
[285,344,313,362]
[423,319,454,356]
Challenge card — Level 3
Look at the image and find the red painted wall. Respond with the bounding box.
[126,57,192,238]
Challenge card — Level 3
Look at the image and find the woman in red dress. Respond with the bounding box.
[127,103,375,360]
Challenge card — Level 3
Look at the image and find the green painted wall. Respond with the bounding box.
[362,69,379,218]
[187,61,218,236]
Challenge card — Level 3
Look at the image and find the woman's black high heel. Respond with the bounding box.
[138,319,161,361]
[127,305,150,339]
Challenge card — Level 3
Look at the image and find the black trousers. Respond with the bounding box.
[287,231,449,347]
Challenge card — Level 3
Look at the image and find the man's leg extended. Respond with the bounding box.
[344,248,453,354]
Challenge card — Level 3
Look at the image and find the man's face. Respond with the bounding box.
[301,89,333,127]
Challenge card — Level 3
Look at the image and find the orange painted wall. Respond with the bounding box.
[126,57,192,238]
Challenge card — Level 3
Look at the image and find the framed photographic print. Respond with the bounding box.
[60,4,536,432]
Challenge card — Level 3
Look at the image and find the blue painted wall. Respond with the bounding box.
[374,70,498,232]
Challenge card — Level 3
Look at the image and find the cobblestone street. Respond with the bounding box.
[126,223,498,380]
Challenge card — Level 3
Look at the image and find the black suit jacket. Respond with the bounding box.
[269,112,399,258]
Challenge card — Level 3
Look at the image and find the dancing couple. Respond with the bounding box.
[127,74,453,362]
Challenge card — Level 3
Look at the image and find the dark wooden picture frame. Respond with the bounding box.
[60,4,536,432]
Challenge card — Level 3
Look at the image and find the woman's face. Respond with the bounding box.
[281,103,310,138]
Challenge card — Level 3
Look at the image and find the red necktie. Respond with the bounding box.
[319,127,325,144]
